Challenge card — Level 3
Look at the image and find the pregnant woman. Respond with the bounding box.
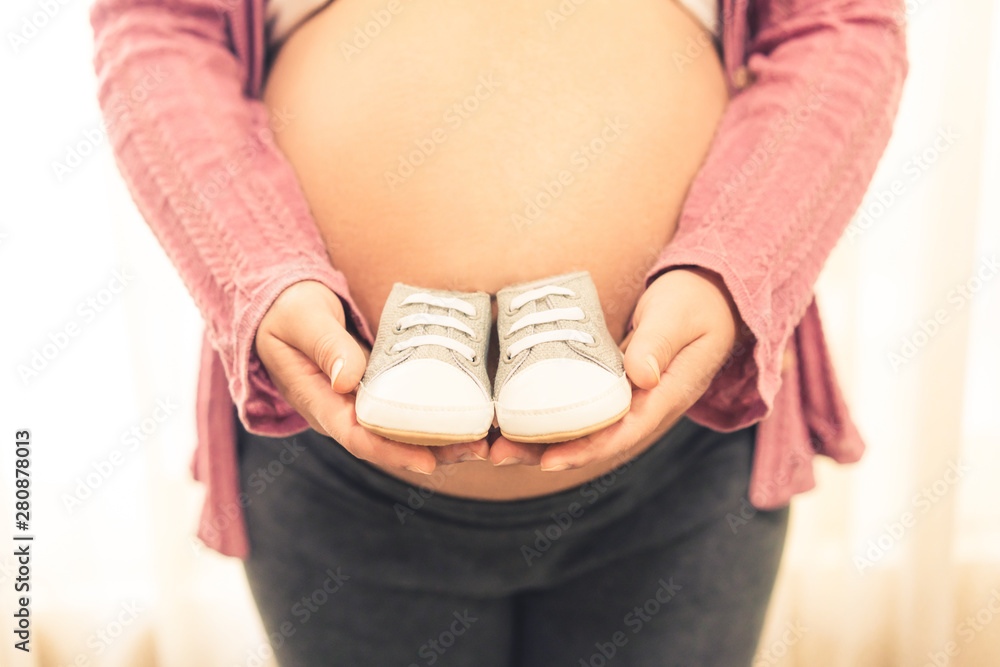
[91,0,907,664]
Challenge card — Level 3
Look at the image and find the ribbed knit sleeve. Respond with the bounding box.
[646,0,908,429]
[91,0,372,434]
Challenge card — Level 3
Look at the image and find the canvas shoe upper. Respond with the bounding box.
[355,283,493,445]
[494,271,631,443]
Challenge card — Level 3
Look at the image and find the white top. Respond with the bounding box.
[266,0,719,48]
[676,0,718,37]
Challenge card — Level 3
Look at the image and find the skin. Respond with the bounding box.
[255,0,743,496]
[255,268,745,482]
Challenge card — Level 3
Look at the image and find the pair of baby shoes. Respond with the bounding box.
[354,271,631,445]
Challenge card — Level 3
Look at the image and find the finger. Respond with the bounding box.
[537,409,649,471]
[270,344,439,473]
[343,425,441,475]
[269,292,368,393]
[257,340,335,437]
[487,437,547,467]
[305,374,439,472]
[433,439,491,465]
[618,327,635,353]
[623,300,697,391]
[657,334,729,408]
[540,339,721,470]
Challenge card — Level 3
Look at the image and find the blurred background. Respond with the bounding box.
[0,0,998,665]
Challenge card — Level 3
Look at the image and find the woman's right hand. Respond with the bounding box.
[254,280,488,474]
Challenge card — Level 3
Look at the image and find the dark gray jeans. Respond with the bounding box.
[236,416,788,667]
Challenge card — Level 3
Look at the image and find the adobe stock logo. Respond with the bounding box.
[922,589,1000,667]
[577,578,682,667]
[846,127,959,243]
[61,398,178,513]
[17,269,135,384]
[406,610,478,667]
[854,460,969,574]
[383,73,503,191]
[7,0,72,54]
[887,255,998,372]
[511,117,628,233]
[339,0,404,62]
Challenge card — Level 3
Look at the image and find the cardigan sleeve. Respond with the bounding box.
[90,0,373,434]
[645,0,908,429]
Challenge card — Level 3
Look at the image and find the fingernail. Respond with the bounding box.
[646,356,661,384]
[541,463,571,472]
[495,457,522,467]
[460,452,487,462]
[405,465,433,475]
[330,358,345,389]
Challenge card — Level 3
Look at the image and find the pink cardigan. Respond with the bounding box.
[91,0,908,558]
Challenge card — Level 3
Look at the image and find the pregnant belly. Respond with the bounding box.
[263,0,728,499]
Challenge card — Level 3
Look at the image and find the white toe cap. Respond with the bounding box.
[356,358,493,437]
[495,358,631,439]
[365,358,488,407]
[497,358,620,411]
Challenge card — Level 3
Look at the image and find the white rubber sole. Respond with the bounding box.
[496,373,632,444]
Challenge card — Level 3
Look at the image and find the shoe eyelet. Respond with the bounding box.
[504,351,513,362]
[393,323,403,334]
[470,354,478,364]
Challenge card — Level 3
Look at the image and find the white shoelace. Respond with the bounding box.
[506,285,595,358]
[389,293,479,361]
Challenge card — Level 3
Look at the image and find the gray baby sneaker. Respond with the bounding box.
[494,271,631,443]
[355,283,493,445]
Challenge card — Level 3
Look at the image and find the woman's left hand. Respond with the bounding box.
[487,267,746,470]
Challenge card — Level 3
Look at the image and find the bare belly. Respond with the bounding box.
[263,0,728,498]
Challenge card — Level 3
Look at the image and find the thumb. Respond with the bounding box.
[267,282,368,393]
[623,303,689,391]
